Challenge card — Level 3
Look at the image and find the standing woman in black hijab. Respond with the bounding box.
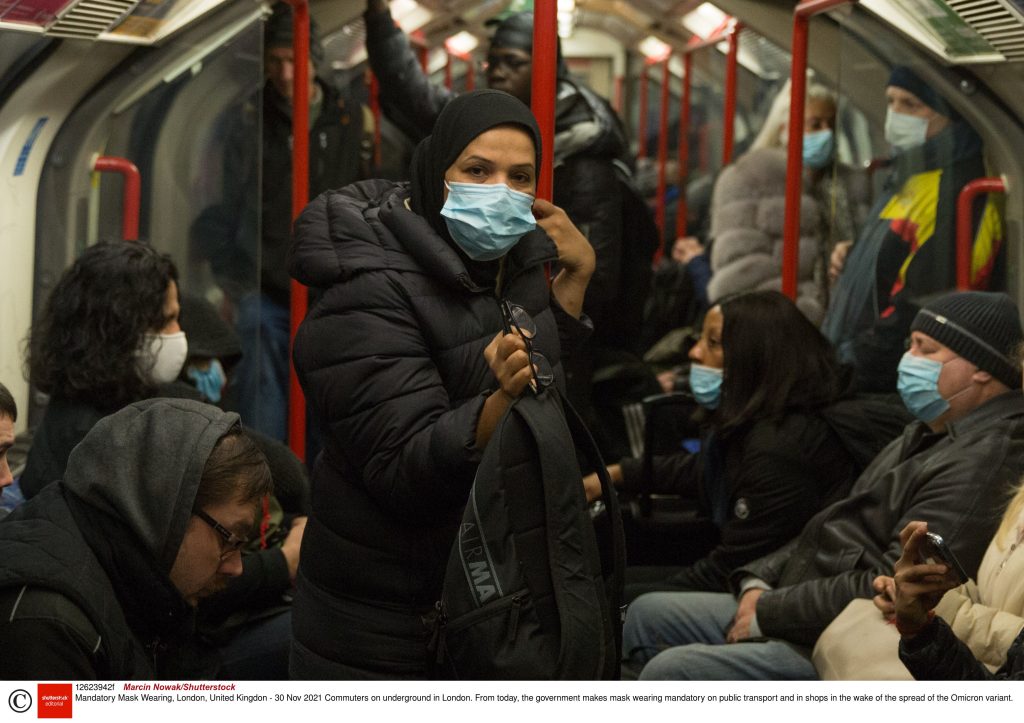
[288,90,595,679]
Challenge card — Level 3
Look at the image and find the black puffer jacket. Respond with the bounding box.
[288,180,588,666]
[735,392,1024,647]
[620,411,858,593]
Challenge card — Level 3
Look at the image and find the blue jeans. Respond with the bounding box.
[234,294,290,442]
[623,591,818,680]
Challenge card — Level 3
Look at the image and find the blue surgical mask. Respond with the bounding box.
[690,364,723,410]
[897,353,948,422]
[885,108,929,152]
[187,359,227,403]
[802,129,834,170]
[441,181,537,261]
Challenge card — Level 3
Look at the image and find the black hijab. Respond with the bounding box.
[409,89,542,241]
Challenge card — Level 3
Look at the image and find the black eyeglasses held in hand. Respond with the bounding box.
[499,299,554,393]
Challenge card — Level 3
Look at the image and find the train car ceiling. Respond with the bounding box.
[0,0,235,44]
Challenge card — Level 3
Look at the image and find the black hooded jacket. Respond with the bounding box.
[0,400,239,679]
[288,174,589,665]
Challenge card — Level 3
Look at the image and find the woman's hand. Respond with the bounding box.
[893,521,959,638]
[533,198,594,319]
[872,574,896,618]
[582,464,623,502]
[483,331,533,400]
[475,331,534,449]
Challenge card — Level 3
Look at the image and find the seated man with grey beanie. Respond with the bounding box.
[624,290,1024,680]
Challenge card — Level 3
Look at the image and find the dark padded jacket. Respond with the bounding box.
[363,7,651,353]
[899,617,1024,680]
[619,411,858,592]
[288,180,589,663]
[0,400,237,679]
[734,392,1024,647]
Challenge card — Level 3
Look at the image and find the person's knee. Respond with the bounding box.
[638,644,711,680]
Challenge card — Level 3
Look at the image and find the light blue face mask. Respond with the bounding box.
[897,353,949,422]
[690,364,723,410]
[441,181,537,261]
[802,129,834,170]
[885,108,929,152]
[187,359,227,404]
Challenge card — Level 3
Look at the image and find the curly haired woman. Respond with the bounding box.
[21,241,184,498]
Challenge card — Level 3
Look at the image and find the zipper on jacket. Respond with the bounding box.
[507,594,524,643]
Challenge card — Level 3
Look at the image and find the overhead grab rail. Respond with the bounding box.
[285,0,310,460]
[92,155,141,241]
[957,177,1006,290]
[782,0,857,300]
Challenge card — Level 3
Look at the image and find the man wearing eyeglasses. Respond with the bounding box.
[0,399,273,680]
[365,1,659,456]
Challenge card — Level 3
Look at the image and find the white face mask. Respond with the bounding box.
[138,331,188,385]
[884,107,930,152]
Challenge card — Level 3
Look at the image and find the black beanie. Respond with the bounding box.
[887,66,951,117]
[178,295,242,369]
[265,2,325,67]
[486,12,568,78]
[911,291,1023,389]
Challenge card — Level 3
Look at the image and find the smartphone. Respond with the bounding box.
[919,531,969,585]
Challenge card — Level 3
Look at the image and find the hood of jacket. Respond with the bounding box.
[61,397,241,573]
[553,78,631,169]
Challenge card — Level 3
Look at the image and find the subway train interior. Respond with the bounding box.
[3,0,1024,446]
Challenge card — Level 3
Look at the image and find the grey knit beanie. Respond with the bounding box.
[911,291,1023,389]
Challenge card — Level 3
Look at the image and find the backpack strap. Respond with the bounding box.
[512,388,625,679]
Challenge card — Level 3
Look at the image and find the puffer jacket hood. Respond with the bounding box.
[62,397,241,573]
[554,78,631,170]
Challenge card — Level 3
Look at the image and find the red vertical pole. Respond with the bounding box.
[675,52,692,241]
[93,156,141,241]
[956,178,1005,290]
[369,71,382,168]
[638,62,649,159]
[722,21,741,166]
[465,55,475,91]
[532,0,557,203]
[782,0,855,301]
[781,13,807,301]
[285,0,309,459]
[417,45,429,72]
[444,52,452,90]
[655,57,671,239]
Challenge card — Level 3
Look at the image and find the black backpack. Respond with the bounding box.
[429,387,626,680]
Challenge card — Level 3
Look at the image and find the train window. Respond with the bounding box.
[32,11,268,423]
